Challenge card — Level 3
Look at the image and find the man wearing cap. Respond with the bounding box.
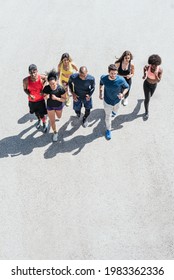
[99,64,129,140]
[23,64,47,132]
[68,66,95,127]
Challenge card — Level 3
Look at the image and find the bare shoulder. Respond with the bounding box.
[23,76,28,84]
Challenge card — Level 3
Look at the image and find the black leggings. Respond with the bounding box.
[124,78,132,98]
[143,80,157,114]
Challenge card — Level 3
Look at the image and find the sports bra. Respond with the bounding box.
[118,62,131,76]
[147,65,160,80]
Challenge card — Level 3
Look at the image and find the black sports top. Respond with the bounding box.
[118,62,131,76]
[43,85,65,107]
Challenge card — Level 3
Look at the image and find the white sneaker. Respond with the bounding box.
[123,98,128,106]
[52,132,58,142]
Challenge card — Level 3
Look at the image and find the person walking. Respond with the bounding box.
[99,64,129,140]
[23,64,47,132]
[43,70,66,142]
[142,54,163,120]
[68,66,95,127]
[115,50,134,106]
[58,53,78,107]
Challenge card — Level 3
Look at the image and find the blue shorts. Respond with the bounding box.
[73,98,92,112]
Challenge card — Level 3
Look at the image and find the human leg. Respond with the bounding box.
[73,99,82,117]
[143,80,151,115]
[104,101,117,130]
[123,78,132,106]
[82,99,92,127]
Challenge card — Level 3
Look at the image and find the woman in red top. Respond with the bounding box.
[23,64,47,132]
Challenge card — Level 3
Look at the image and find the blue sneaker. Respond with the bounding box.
[105,130,111,140]
[112,111,117,117]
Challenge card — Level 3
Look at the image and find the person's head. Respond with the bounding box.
[108,64,118,80]
[47,69,58,90]
[28,64,38,80]
[79,66,88,80]
[115,50,133,63]
[60,53,72,65]
[148,54,162,70]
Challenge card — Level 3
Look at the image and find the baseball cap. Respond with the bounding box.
[28,64,37,72]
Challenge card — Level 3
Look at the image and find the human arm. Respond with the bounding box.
[40,74,47,95]
[142,65,148,79]
[118,80,129,99]
[155,67,163,82]
[71,62,78,72]
[51,93,66,102]
[23,77,35,100]
[68,76,78,101]
[126,63,135,79]
[99,84,104,100]
[57,63,61,80]
[87,77,95,98]
[51,86,66,103]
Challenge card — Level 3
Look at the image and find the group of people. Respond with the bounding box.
[23,51,163,141]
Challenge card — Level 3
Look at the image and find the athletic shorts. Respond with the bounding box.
[29,100,47,117]
[47,104,64,111]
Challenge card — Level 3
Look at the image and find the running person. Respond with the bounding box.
[43,70,66,142]
[58,53,78,107]
[23,64,47,132]
[68,66,95,128]
[115,50,134,106]
[99,64,129,140]
[142,54,163,120]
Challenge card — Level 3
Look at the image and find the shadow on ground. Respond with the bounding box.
[44,99,144,158]
[0,100,144,158]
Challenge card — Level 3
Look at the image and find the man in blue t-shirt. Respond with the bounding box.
[99,64,129,140]
[68,66,95,127]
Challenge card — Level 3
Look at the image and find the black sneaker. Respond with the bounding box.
[76,112,81,118]
[43,123,47,133]
[82,117,88,128]
[36,120,41,129]
[143,113,149,120]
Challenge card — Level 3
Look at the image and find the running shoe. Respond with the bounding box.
[36,120,41,129]
[43,123,47,133]
[112,111,117,117]
[105,130,111,140]
[82,117,88,128]
[65,97,71,107]
[76,112,81,118]
[123,98,128,106]
[143,113,149,120]
[52,132,58,142]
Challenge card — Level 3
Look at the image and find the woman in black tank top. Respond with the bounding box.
[115,50,134,106]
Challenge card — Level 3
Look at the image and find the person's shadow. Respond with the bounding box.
[0,123,51,158]
[17,113,37,124]
[44,99,144,158]
[112,98,144,130]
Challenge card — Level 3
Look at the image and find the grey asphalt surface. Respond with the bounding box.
[0,0,174,260]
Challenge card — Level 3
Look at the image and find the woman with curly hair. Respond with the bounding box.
[115,50,134,106]
[58,53,78,107]
[142,54,163,120]
[43,70,66,142]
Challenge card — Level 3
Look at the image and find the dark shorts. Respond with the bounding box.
[29,100,47,117]
[73,98,92,112]
[47,104,64,111]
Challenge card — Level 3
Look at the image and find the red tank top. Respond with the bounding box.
[28,74,44,102]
